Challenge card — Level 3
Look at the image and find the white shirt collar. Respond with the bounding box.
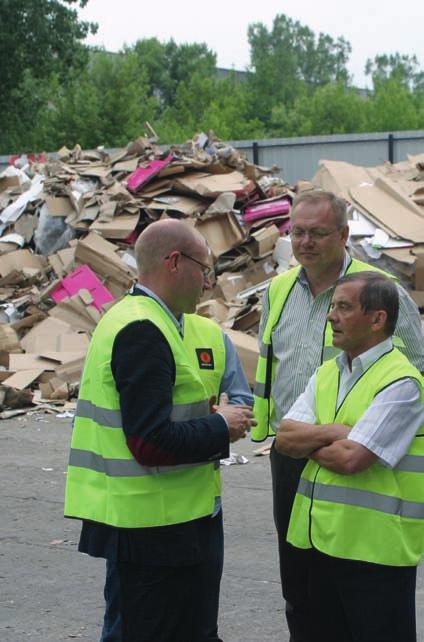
[336,337,394,374]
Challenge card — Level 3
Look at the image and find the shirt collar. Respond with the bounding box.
[133,283,184,336]
[336,337,394,374]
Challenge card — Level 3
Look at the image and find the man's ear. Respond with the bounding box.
[371,309,387,333]
[166,251,180,274]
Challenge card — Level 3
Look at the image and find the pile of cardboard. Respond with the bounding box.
[2,135,424,415]
[313,155,424,306]
[0,133,291,413]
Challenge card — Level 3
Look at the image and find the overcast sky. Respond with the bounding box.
[78,0,423,88]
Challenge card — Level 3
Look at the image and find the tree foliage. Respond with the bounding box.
[246,14,351,123]
[2,8,424,155]
[0,0,97,151]
[365,53,424,93]
[0,0,96,101]
[132,38,216,111]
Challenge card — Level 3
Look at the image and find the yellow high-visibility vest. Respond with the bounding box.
[64,295,226,528]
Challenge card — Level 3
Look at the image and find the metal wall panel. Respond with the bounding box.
[228,130,424,185]
[2,131,423,185]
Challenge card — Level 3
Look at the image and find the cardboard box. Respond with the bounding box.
[414,251,424,290]
[195,212,246,258]
[246,225,280,258]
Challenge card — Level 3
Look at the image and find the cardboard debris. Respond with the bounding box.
[313,157,424,285]
[1,131,423,414]
[195,212,246,258]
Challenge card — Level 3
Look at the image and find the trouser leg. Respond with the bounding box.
[192,511,224,642]
[100,559,122,642]
[270,443,311,642]
[337,557,417,642]
[117,513,224,642]
[310,550,417,642]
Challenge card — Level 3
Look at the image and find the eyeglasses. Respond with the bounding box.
[289,227,342,241]
[165,252,213,279]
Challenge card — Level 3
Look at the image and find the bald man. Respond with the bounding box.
[64,220,254,642]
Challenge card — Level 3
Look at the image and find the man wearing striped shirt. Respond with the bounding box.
[252,191,424,642]
[276,271,424,642]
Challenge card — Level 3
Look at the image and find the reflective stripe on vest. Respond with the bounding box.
[252,259,400,442]
[69,448,217,477]
[76,397,210,426]
[298,477,424,520]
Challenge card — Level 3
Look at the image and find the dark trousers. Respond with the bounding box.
[101,512,224,642]
[100,560,122,642]
[309,549,417,642]
[270,442,312,642]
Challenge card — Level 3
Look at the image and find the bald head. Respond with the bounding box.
[135,219,207,277]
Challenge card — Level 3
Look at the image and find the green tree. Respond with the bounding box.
[0,0,97,152]
[156,72,264,144]
[246,14,351,124]
[0,0,96,105]
[365,53,424,93]
[133,38,217,111]
[48,50,158,148]
[269,83,367,137]
[364,79,419,132]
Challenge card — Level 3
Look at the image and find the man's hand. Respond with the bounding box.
[275,419,351,458]
[213,393,256,443]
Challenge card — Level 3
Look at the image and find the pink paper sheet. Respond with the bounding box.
[51,265,115,311]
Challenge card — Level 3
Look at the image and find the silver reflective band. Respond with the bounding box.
[76,399,122,428]
[260,342,269,358]
[77,398,210,426]
[298,478,424,520]
[254,382,266,398]
[171,399,210,421]
[69,448,210,477]
[396,454,424,473]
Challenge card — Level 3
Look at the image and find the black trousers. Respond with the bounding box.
[309,549,417,642]
[270,442,312,642]
[117,511,224,642]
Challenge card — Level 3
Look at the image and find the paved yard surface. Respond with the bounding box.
[1,413,422,642]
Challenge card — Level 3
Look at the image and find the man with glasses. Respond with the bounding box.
[65,219,254,642]
[252,190,424,642]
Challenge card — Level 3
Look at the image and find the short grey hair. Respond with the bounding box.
[291,190,348,227]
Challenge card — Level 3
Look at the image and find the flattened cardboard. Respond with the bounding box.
[173,171,254,199]
[89,214,139,239]
[54,356,86,384]
[195,212,246,258]
[20,317,77,353]
[9,354,58,371]
[2,369,44,390]
[313,160,373,201]
[0,249,46,278]
[350,178,424,243]
[44,195,75,217]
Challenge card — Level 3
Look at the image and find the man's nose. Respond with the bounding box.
[327,309,336,322]
[301,231,315,243]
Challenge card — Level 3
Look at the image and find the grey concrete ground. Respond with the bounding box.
[0,412,423,642]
